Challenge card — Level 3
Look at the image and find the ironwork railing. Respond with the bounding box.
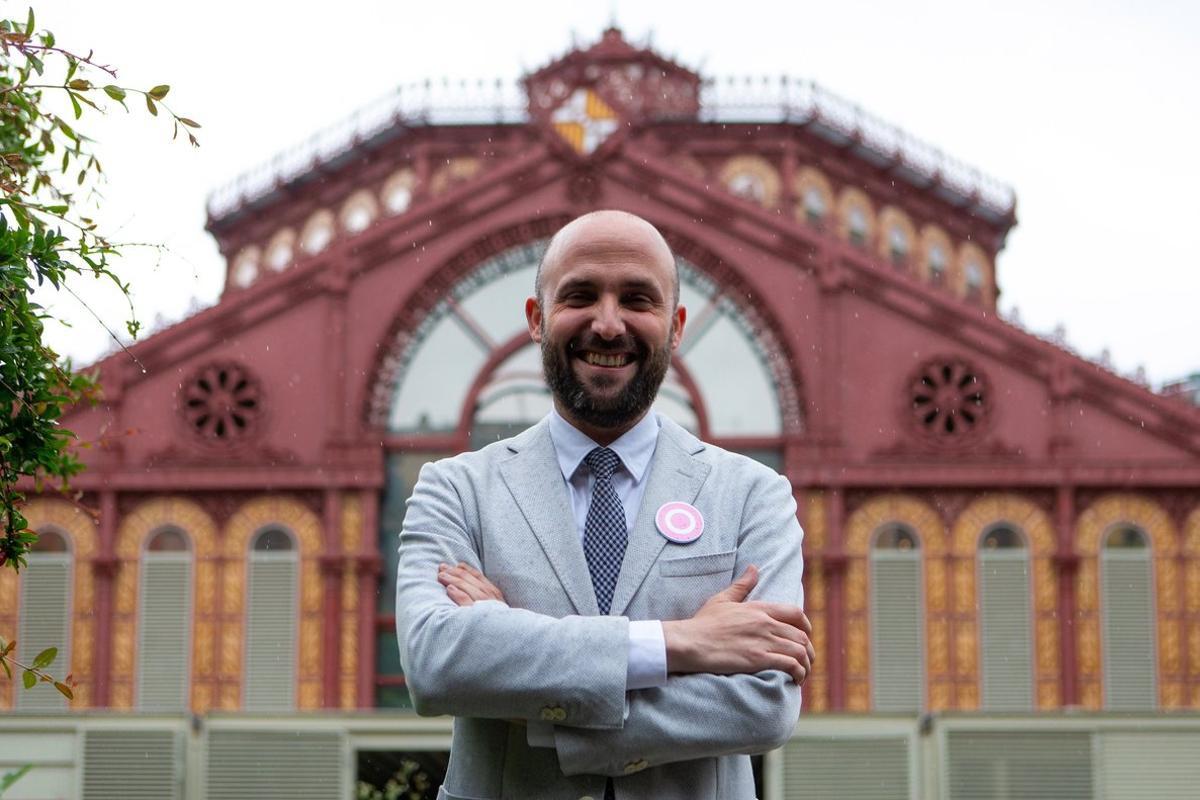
[206,75,1015,225]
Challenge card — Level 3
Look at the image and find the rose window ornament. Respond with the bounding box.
[909,357,989,439]
[180,362,263,443]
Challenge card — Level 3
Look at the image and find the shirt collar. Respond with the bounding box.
[548,407,660,483]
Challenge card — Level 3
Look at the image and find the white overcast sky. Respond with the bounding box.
[25,0,1200,387]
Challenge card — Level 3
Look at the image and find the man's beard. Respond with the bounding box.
[541,324,672,430]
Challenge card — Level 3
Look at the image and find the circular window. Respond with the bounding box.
[180,362,263,444]
[908,357,990,441]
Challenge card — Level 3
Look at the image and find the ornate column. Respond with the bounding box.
[357,488,382,708]
[92,489,118,707]
[320,489,343,708]
[1054,484,1079,706]
[825,487,847,710]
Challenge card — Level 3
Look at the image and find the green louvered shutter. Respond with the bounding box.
[781,736,912,800]
[15,553,72,711]
[946,730,1092,799]
[243,552,298,710]
[82,730,181,800]
[978,550,1033,710]
[206,730,343,800]
[1099,731,1200,799]
[1101,550,1157,709]
[870,551,924,711]
[137,553,193,710]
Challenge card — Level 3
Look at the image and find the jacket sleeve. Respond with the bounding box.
[551,470,805,776]
[396,458,630,730]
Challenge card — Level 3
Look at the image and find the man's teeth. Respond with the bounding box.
[584,352,630,367]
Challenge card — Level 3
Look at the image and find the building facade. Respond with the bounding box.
[4,28,1200,800]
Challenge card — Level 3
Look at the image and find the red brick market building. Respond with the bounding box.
[4,28,1200,799]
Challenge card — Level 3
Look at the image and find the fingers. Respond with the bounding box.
[438,562,505,603]
[713,565,759,603]
[752,602,812,635]
[445,584,474,606]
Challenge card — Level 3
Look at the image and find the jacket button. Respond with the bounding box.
[552,707,567,722]
[623,758,648,773]
[539,707,556,721]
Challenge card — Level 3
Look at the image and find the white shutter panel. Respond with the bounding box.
[870,553,924,711]
[781,736,911,800]
[978,552,1033,710]
[206,730,342,800]
[946,730,1092,799]
[137,555,193,710]
[15,554,72,711]
[244,554,298,710]
[1102,552,1157,709]
[82,730,180,800]
[1100,731,1200,799]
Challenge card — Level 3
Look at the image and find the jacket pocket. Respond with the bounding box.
[659,549,737,577]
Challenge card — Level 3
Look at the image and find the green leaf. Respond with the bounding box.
[148,84,170,100]
[103,85,126,101]
[1,765,33,793]
[67,79,91,91]
[22,670,36,690]
[32,646,57,669]
[25,7,34,36]
[1,658,11,680]
[179,117,201,128]
[145,95,158,116]
[68,91,82,120]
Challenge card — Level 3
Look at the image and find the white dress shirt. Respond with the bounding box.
[526,409,669,746]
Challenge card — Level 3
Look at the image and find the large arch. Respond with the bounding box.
[844,494,946,711]
[112,497,219,711]
[951,494,1059,709]
[1075,494,1180,709]
[365,216,806,442]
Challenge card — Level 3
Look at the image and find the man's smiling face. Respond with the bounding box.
[526,211,686,442]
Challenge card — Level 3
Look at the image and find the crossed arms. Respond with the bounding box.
[395,458,814,775]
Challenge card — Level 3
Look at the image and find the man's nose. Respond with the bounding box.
[591,298,625,339]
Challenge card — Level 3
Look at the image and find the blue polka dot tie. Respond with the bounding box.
[582,447,626,616]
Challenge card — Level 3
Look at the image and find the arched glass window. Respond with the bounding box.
[977,525,1033,710]
[870,525,924,711]
[1101,526,1156,709]
[848,206,869,246]
[16,529,72,710]
[928,244,947,284]
[803,186,826,223]
[384,241,787,439]
[888,225,910,266]
[137,527,193,710]
[244,527,298,710]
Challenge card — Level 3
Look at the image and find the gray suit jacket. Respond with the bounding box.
[396,415,804,800]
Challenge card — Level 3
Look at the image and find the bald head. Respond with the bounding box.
[535,210,680,306]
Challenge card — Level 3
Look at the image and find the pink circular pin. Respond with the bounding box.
[656,501,704,544]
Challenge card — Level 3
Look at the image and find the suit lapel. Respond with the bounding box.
[609,419,711,617]
[499,420,599,616]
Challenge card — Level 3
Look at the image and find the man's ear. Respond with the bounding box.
[525,296,543,343]
[670,304,687,350]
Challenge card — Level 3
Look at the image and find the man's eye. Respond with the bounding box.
[625,295,654,308]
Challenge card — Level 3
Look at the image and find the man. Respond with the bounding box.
[396,210,813,800]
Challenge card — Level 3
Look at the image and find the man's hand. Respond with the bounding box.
[662,565,815,685]
[438,562,507,606]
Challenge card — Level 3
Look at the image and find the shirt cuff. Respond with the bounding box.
[527,721,555,748]
[626,619,667,690]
